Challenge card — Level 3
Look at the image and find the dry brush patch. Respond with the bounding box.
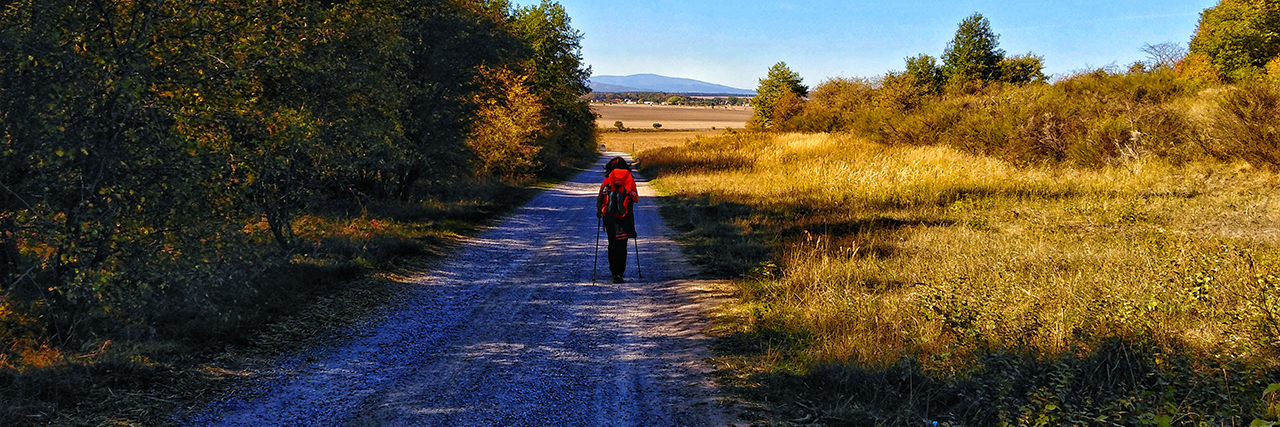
[641,132,1280,425]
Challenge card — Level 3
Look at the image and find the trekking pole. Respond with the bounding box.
[593,216,601,284]
[633,236,642,280]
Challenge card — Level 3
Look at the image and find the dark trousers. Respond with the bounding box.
[608,238,628,277]
[603,213,635,277]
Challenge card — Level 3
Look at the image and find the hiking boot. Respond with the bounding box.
[612,275,624,283]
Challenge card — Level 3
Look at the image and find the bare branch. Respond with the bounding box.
[1141,42,1188,71]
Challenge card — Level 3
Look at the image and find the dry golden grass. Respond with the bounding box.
[641,132,1280,370]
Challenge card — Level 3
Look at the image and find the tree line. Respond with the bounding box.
[585,92,751,106]
[750,13,1045,131]
[0,0,594,348]
[749,5,1280,168]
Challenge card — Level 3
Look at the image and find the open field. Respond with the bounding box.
[591,104,752,130]
[639,131,1280,425]
[598,130,721,156]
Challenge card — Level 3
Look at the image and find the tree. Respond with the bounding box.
[1189,0,1280,81]
[904,54,944,93]
[0,0,596,351]
[510,1,596,168]
[941,13,1006,83]
[0,0,197,333]
[0,0,348,335]
[998,53,1047,84]
[1178,52,1225,82]
[396,0,526,199]
[770,91,805,130]
[750,62,807,130]
[1142,42,1189,71]
[466,65,546,180]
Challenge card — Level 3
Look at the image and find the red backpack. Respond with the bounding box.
[601,176,630,218]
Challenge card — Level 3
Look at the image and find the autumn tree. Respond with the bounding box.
[0,0,596,352]
[750,62,808,130]
[467,65,546,180]
[395,0,527,198]
[510,1,596,169]
[1189,0,1280,81]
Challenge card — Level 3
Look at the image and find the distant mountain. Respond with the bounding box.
[589,74,755,95]
[588,82,646,93]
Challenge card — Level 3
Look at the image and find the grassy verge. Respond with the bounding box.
[640,132,1280,425]
[0,168,585,425]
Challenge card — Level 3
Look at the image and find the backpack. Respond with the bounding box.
[602,177,629,218]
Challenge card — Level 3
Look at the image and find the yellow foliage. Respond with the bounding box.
[1177,52,1223,83]
[467,66,546,180]
[1268,55,1280,78]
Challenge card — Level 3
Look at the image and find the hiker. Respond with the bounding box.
[597,156,639,283]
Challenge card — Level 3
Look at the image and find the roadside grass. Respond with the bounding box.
[0,176,569,425]
[640,132,1280,425]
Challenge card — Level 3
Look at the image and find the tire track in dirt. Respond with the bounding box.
[186,154,736,426]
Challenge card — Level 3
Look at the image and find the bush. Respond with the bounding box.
[784,68,1204,167]
[1057,68,1197,104]
[1204,80,1280,169]
[998,53,1047,84]
[784,78,880,134]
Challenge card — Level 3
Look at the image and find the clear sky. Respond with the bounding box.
[511,0,1220,90]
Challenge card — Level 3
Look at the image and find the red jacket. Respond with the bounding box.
[598,168,638,217]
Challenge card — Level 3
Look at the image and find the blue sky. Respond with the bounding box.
[512,0,1219,90]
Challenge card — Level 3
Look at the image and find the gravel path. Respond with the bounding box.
[189,154,736,426]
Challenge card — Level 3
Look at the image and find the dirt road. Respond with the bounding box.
[187,154,735,426]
